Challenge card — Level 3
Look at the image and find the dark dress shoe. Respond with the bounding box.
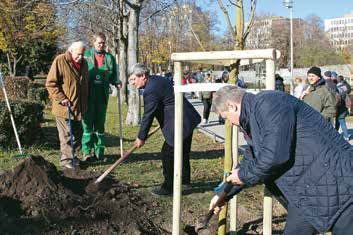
[151,187,172,196]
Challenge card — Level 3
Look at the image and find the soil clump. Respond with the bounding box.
[0,155,162,234]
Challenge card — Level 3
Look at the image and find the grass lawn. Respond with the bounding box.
[0,96,286,233]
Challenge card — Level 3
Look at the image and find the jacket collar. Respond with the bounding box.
[64,51,80,78]
[94,48,105,54]
[240,92,255,133]
[309,77,325,91]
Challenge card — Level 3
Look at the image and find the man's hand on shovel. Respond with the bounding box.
[209,169,244,215]
[135,138,145,148]
[209,194,223,215]
[195,172,245,232]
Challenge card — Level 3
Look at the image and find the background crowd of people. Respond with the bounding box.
[176,65,352,142]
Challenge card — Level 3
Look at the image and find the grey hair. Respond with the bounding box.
[68,41,86,52]
[93,32,106,41]
[212,85,246,113]
[128,63,150,77]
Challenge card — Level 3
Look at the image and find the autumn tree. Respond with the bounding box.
[138,1,218,74]
[0,0,62,76]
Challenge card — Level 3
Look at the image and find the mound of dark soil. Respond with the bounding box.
[0,155,162,234]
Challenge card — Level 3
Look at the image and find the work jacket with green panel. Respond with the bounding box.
[84,49,118,102]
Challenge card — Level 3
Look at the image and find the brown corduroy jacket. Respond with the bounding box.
[46,51,88,120]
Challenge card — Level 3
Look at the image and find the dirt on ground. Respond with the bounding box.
[0,155,163,234]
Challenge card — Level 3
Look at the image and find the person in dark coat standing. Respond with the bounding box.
[128,63,201,196]
[200,71,214,124]
[336,75,351,141]
[275,74,285,92]
[209,85,353,234]
[323,70,337,95]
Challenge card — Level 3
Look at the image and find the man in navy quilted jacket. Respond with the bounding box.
[128,63,201,196]
[209,85,353,234]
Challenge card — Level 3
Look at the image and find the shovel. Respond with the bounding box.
[117,88,123,157]
[94,126,160,184]
[195,182,234,232]
[67,104,76,169]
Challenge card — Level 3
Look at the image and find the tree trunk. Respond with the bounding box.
[118,1,128,103]
[125,1,141,125]
[229,0,244,84]
[119,38,128,102]
[6,53,14,77]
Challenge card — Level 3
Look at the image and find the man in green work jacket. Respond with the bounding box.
[82,32,120,161]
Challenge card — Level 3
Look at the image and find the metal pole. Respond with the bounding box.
[117,89,123,157]
[290,7,294,95]
[172,61,183,235]
[0,72,23,154]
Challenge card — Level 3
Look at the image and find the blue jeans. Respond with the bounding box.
[335,118,349,139]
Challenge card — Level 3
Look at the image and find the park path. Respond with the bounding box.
[190,97,353,148]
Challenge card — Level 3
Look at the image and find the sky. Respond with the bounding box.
[200,0,353,33]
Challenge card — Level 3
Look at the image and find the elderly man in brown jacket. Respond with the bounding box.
[46,41,89,169]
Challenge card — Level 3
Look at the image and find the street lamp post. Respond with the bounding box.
[283,0,294,95]
[168,41,172,71]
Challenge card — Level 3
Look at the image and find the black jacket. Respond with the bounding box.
[138,75,201,146]
[235,91,353,232]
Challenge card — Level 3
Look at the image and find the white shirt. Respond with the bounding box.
[294,82,307,98]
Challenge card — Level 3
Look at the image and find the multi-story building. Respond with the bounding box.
[246,16,304,68]
[246,16,303,49]
[324,13,353,49]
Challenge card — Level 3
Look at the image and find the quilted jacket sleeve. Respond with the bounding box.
[238,99,296,186]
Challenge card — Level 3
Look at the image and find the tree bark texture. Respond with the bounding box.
[126,0,141,125]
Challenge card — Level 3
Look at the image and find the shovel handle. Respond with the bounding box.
[95,126,160,184]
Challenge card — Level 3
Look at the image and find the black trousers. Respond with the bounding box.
[284,203,353,235]
[202,98,212,120]
[160,133,193,191]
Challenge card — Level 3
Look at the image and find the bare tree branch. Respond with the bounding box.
[184,14,206,51]
[124,0,142,10]
[141,2,174,23]
[52,0,82,6]
[243,0,257,40]
[228,0,240,7]
[217,0,236,37]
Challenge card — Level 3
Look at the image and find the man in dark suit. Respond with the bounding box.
[128,63,201,196]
